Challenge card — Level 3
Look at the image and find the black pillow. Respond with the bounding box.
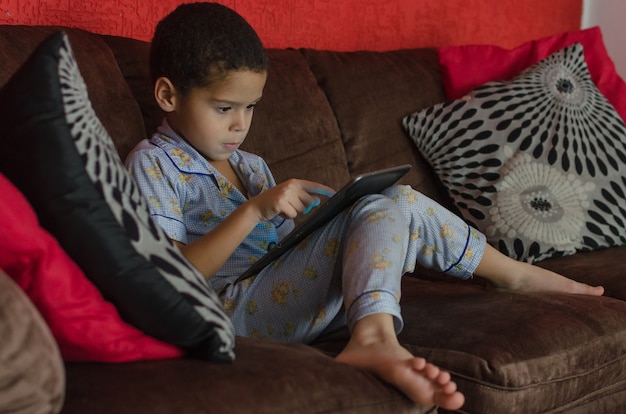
[0,32,235,361]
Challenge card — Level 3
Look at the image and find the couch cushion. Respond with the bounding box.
[311,265,626,413]
[404,43,626,262]
[302,48,448,203]
[243,49,352,190]
[0,31,235,361]
[101,34,164,151]
[0,172,182,362]
[397,275,626,413]
[0,269,65,414]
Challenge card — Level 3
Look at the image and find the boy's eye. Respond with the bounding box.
[246,103,256,110]
[217,106,231,113]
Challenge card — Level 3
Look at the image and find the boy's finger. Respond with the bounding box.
[303,198,321,215]
[308,187,335,197]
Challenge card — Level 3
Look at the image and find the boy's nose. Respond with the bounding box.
[231,111,248,132]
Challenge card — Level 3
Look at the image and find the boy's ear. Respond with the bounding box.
[154,77,178,112]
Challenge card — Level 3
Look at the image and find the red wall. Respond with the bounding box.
[0,0,582,51]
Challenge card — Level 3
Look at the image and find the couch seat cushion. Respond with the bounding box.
[397,275,626,413]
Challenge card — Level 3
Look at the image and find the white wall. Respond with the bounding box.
[581,0,626,79]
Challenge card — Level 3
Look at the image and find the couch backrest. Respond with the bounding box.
[103,34,450,200]
[301,48,448,198]
[0,25,450,203]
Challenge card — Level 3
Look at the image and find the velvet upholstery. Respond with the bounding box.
[0,25,624,413]
[398,277,626,413]
[302,48,447,199]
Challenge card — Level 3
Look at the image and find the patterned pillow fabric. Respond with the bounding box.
[438,27,626,123]
[0,32,235,361]
[404,43,626,262]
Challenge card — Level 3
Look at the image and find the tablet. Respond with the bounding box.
[235,164,412,282]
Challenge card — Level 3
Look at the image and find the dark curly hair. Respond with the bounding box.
[150,2,269,97]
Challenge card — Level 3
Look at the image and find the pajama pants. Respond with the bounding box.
[220,185,486,343]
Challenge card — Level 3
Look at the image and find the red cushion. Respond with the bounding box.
[0,173,182,362]
[438,27,626,122]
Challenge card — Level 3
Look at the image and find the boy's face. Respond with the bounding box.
[167,70,267,162]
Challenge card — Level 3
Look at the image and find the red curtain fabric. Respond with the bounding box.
[0,0,581,50]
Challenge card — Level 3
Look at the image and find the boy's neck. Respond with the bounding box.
[210,158,247,196]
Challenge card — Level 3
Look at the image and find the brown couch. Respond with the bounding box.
[1,25,625,414]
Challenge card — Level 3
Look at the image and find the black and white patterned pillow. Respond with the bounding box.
[404,43,626,262]
[0,32,235,361]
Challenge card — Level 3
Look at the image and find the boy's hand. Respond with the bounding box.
[248,179,335,221]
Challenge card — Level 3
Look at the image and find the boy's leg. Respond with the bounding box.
[223,193,407,343]
[224,186,483,343]
[225,192,466,408]
[474,244,604,294]
[336,193,465,410]
[382,185,485,280]
[336,185,601,410]
[384,185,603,295]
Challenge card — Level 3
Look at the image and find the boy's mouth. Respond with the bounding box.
[222,143,240,151]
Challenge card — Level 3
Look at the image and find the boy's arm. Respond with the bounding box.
[178,179,335,280]
[173,201,261,279]
[126,147,191,243]
[127,147,260,279]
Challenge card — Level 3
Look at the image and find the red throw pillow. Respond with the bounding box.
[0,173,182,362]
[438,27,626,123]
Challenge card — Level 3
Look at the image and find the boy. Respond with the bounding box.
[126,3,603,410]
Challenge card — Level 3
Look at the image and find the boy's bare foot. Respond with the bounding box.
[495,263,605,295]
[476,245,604,296]
[337,314,465,410]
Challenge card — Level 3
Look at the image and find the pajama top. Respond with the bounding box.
[125,120,294,294]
